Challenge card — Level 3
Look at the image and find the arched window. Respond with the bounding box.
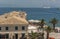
[0,27,1,30]
[6,27,9,30]
[15,26,18,30]
[22,26,25,30]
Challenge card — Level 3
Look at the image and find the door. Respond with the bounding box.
[5,34,9,39]
[15,34,18,39]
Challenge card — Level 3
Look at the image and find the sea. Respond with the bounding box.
[0,8,60,27]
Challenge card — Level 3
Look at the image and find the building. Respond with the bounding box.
[28,19,48,33]
[28,20,40,33]
[55,27,60,33]
[0,11,28,39]
[28,25,37,33]
[49,33,60,39]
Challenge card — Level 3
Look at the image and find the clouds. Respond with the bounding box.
[0,0,60,8]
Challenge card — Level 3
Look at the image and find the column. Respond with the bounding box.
[12,33,14,39]
[27,31,29,39]
[18,33,21,39]
[9,33,12,39]
[25,32,29,39]
[9,33,14,39]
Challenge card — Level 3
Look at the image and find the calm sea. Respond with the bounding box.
[0,8,60,26]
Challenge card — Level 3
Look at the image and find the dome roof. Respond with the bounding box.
[0,11,28,24]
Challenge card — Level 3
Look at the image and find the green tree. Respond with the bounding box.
[38,19,45,39]
[45,26,52,39]
[39,19,45,28]
[29,31,37,39]
[50,18,58,30]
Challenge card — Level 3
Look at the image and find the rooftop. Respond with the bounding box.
[0,11,28,24]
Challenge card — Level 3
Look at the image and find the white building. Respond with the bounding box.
[55,27,60,33]
[28,25,38,33]
[28,19,48,33]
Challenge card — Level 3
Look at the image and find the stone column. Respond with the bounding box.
[18,33,21,39]
[12,33,15,39]
[25,32,29,39]
[9,33,14,39]
[9,33,12,39]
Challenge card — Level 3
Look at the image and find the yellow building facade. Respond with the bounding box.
[0,11,28,39]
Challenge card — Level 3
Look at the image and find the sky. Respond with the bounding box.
[0,0,60,8]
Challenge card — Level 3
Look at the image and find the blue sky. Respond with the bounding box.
[0,0,60,8]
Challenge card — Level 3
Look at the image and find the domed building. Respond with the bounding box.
[0,11,28,39]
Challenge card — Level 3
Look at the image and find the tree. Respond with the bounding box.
[38,19,45,39]
[29,31,37,39]
[50,18,58,30]
[39,19,45,28]
[45,26,52,39]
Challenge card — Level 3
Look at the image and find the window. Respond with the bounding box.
[0,27,1,30]
[22,26,25,30]
[15,26,18,30]
[6,27,9,30]
[6,34,9,38]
